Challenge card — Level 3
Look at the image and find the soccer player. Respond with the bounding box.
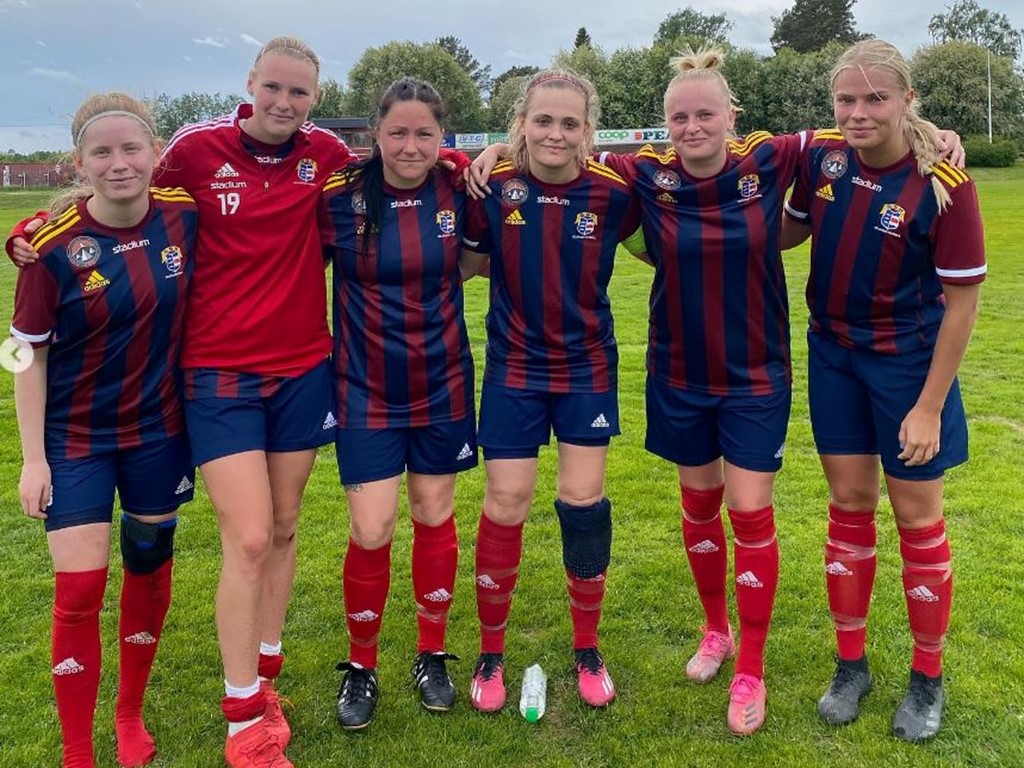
[318,76,477,730]
[782,39,985,743]
[462,68,640,713]
[11,93,197,768]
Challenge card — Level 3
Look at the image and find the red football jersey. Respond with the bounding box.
[159,103,357,376]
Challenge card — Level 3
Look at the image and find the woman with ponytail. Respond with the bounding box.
[12,92,197,768]
[319,77,477,731]
[782,39,985,742]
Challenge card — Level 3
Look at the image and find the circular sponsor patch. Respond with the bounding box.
[821,150,848,180]
[653,169,681,191]
[67,236,101,268]
[500,178,528,207]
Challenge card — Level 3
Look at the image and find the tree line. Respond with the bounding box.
[2,0,1021,163]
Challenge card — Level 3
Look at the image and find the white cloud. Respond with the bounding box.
[502,49,527,60]
[239,33,261,47]
[34,40,45,47]
[192,36,227,48]
[30,67,79,83]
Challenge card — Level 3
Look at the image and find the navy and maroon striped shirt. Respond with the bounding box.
[786,131,986,354]
[464,159,639,394]
[603,132,808,396]
[11,189,197,459]
[319,168,474,429]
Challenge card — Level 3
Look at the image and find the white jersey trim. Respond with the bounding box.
[936,264,987,279]
[10,325,51,344]
[784,201,809,220]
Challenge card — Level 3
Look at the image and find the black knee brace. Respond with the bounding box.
[554,498,612,579]
[120,514,177,575]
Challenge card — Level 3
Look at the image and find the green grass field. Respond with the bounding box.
[1,168,1022,768]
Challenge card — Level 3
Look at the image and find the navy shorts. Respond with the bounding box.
[183,359,336,466]
[335,414,478,485]
[807,332,968,481]
[45,432,194,532]
[478,380,620,460]
[645,376,791,472]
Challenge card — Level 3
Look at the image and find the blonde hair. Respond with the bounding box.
[250,35,321,101]
[664,47,742,116]
[51,92,160,217]
[507,68,599,172]
[830,39,951,211]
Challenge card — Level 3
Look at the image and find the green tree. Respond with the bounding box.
[653,7,734,47]
[574,27,593,49]
[487,75,531,131]
[148,91,244,138]
[308,78,348,119]
[491,65,540,96]
[435,35,492,96]
[770,0,863,53]
[601,44,677,127]
[912,41,1024,142]
[755,43,844,133]
[928,0,1023,59]
[345,41,485,131]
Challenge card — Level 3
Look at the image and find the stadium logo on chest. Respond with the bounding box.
[875,203,906,237]
[67,236,101,268]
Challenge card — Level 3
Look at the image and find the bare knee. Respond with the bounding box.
[484,485,533,525]
[271,505,300,546]
[350,513,397,550]
[224,526,274,577]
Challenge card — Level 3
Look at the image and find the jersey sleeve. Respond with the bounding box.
[785,148,812,221]
[616,193,641,241]
[595,150,637,184]
[11,261,60,347]
[462,196,491,254]
[931,181,986,285]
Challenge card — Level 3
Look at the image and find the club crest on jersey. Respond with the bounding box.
[296,158,317,183]
[574,211,598,237]
[821,150,848,180]
[738,173,760,199]
[67,236,101,268]
[436,209,456,237]
[501,178,528,207]
[351,192,366,215]
[653,169,681,190]
[161,246,184,277]
[877,203,906,235]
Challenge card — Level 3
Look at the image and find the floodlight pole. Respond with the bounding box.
[987,49,993,143]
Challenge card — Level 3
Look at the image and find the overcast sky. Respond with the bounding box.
[2,0,1021,153]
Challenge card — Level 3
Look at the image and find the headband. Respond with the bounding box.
[75,110,154,147]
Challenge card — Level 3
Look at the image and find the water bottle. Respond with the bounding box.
[519,664,547,722]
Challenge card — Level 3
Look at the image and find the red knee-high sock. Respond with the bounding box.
[116,560,172,766]
[343,538,391,669]
[53,568,108,768]
[681,485,729,633]
[825,505,877,661]
[730,506,779,679]
[899,520,952,678]
[475,513,524,654]
[412,516,458,654]
[567,570,607,650]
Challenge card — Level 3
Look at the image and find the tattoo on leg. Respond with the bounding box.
[344,483,364,493]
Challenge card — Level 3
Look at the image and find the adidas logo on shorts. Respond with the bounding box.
[53,657,85,676]
[323,411,338,430]
[774,443,785,459]
[591,413,610,429]
[347,610,380,622]
[175,476,193,495]
[124,631,157,645]
[906,585,940,603]
[825,561,853,576]
[422,588,452,603]
[476,574,500,590]
[456,443,473,461]
[214,163,240,178]
[736,570,763,588]
[688,539,720,554]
